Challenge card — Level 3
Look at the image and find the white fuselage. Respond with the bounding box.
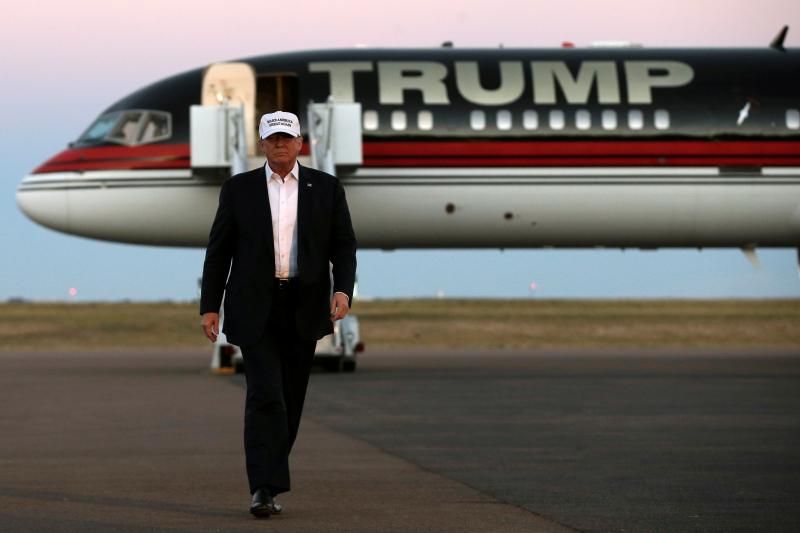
[16,163,800,249]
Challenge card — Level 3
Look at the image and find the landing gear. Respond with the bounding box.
[320,356,357,373]
[322,356,344,373]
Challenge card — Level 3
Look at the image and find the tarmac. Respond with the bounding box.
[1,348,799,532]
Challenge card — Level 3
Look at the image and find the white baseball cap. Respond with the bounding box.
[259,111,301,139]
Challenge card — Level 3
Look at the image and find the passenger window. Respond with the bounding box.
[522,110,538,130]
[575,109,591,130]
[628,109,644,130]
[470,110,486,130]
[496,110,512,130]
[601,110,617,130]
[549,110,565,130]
[654,109,670,130]
[787,109,800,130]
[363,110,379,131]
[418,110,434,130]
[391,110,407,130]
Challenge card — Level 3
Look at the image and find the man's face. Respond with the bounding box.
[259,132,303,167]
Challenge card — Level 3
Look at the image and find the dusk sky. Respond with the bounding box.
[2,0,799,301]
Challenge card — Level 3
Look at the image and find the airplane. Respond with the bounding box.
[16,28,800,269]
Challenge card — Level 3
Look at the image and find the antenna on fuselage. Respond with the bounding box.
[770,25,788,51]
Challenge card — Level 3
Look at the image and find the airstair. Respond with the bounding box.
[307,99,363,175]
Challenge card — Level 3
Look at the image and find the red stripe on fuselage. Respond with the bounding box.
[361,140,800,167]
[33,144,191,173]
[362,140,800,157]
[30,140,800,173]
[32,143,312,173]
[45,144,191,162]
[362,157,800,167]
[37,160,192,173]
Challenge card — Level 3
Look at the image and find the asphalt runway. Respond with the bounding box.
[298,349,800,533]
[1,348,798,532]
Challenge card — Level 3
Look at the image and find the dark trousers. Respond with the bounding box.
[240,279,317,496]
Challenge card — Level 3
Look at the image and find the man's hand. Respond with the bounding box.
[330,293,350,321]
[201,312,220,343]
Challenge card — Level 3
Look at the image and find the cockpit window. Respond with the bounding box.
[138,113,171,144]
[79,112,121,143]
[76,110,172,146]
[107,112,144,144]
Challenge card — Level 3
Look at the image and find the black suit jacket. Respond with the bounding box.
[199,163,357,346]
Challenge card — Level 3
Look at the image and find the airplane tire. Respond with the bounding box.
[323,356,344,372]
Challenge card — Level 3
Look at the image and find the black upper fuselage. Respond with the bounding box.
[92,47,800,144]
[29,46,793,174]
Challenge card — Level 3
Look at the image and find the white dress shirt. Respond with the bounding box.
[265,160,350,306]
[266,161,299,278]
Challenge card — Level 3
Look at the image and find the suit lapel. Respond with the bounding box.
[297,164,312,274]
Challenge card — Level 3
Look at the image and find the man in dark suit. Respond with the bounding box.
[199,111,357,518]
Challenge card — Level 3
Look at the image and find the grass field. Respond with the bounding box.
[1,299,798,350]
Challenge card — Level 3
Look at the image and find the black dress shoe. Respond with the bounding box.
[250,488,283,517]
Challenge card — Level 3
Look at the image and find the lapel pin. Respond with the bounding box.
[307,183,313,188]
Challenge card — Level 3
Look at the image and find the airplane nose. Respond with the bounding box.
[16,174,71,235]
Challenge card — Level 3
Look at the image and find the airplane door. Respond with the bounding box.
[256,74,299,122]
[202,63,257,156]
